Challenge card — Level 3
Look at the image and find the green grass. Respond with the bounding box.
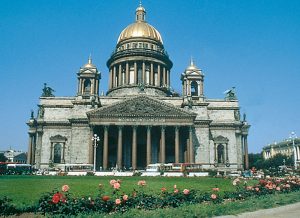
[0,175,236,207]
[1,176,300,217]
[93,191,300,218]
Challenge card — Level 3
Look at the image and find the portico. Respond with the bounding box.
[87,95,196,170]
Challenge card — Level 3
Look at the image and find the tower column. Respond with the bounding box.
[103,126,109,170]
[117,126,123,169]
[118,64,122,86]
[200,80,204,96]
[150,63,154,85]
[160,126,166,163]
[175,126,180,163]
[109,69,112,89]
[157,64,161,86]
[167,69,170,87]
[146,126,152,166]
[113,66,116,88]
[132,126,137,170]
[78,79,82,95]
[134,62,137,84]
[95,79,99,95]
[142,61,145,84]
[126,62,129,85]
[163,67,166,86]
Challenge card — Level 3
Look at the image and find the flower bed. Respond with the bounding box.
[1,176,300,216]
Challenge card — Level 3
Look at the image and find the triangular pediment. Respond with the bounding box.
[87,95,196,119]
[213,135,229,143]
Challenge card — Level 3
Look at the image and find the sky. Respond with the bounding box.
[0,0,299,153]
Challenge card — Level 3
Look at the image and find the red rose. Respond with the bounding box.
[52,193,61,204]
[102,195,110,202]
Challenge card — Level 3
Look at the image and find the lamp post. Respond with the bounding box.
[289,131,297,170]
[92,134,100,172]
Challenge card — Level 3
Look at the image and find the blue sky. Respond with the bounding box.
[0,0,299,153]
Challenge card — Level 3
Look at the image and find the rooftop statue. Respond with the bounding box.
[42,83,55,97]
[224,87,237,100]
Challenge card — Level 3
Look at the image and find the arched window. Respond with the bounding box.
[53,143,62,163]
[191,81,198,96]
[84,79,91,93]
[217,144,225,164]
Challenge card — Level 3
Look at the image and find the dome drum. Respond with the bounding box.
[107,4,172,96]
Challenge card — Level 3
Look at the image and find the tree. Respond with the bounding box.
[264,153,293,169]
[0,153,7,162]
[248,153,264,169]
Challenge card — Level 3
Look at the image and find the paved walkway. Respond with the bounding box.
[217,202,300,218]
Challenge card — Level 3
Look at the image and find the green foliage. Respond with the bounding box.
[0,196,19,216]
[249,153,293,171]
[0,153,7,162]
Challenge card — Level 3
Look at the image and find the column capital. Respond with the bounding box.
[118,125,124,130]
[161,125,166,131]
[146,125,152,130]
[103,125,109,130]
[132,125,138,130]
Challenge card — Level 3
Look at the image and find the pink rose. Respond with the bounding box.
[113,182,120,189]
[246,186,252,191]
[62,185,69,192]
[174,189,179,193]
[285,184,290,188]
[137,180,146,186]
[161,187,167,192]
[255,187,260,192]
[183,189,190,195]
[211,194,217,199]
[110,179,117,186]
[276,187,281,191]
[123,194,128,201]
[115,198,121,205]
[212,187,219,192]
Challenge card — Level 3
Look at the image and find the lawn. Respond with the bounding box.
[1,175,300,217]
[0,175,236,207]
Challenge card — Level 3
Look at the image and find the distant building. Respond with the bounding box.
[262,138,300,166]
[27,4,250,171]
[2,150,27,163]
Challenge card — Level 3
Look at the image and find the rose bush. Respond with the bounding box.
[2,176,300,216]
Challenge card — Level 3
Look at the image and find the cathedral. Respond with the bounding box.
[27,4,250,172]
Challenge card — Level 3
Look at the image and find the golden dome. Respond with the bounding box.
[117,5,163,44]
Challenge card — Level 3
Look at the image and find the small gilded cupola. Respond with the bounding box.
[136,3,146,22]
[77,55,101,98]
[181,58,204,101]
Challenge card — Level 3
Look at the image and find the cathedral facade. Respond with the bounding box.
[27,5,250,171]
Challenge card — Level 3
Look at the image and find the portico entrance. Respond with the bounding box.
[87,95,196,170]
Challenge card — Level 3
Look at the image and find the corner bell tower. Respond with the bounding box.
[181,58,205,103]
[77,56,101,98]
